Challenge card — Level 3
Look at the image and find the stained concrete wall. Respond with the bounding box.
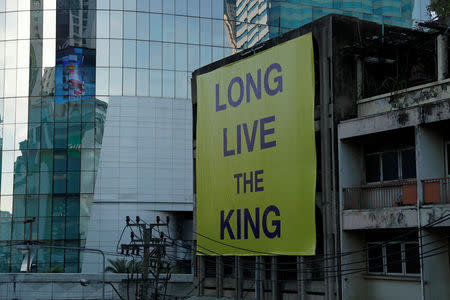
[416,125,445,181]
[340,231,366,300]
[422,229,450,300]
[339,136,366,300]
[358,79,450,118]
[365,277,420,300]
[342,207,418,230]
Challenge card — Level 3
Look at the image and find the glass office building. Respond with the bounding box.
[0,0,432,273]
[226,0,432,50]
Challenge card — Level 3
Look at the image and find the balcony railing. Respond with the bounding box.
[422,177,450,204]
[343,180,417,210]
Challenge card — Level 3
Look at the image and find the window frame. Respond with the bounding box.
[366,241,420,276]
[364,147,416,184]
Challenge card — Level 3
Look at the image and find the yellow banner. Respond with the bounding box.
[196,33,316,255]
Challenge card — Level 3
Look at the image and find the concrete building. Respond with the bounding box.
[192,13,449,300]
[338,26,450,300]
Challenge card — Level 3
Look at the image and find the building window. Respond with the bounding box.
[367,242,420,276]
[365,148,416,183]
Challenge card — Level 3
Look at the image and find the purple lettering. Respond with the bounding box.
[242,120,258,152]
[234,173,242,194]
[260,116,276,150]
[244,171,253,193]
[244,208,260,239]
[255,170,264,192]
[236,209,241,240]
[246,69,261,102]
[237,124,241,154]
[215,84,226,111]
[228,76,244,107]
[223,128,235,157]
[221,210,235,240]
[262,205,281,238]
[264,63,283,96]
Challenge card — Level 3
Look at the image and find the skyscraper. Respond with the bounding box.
[225,0,430,50]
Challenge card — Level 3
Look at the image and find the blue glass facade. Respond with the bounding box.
[0,0,105,273]
[227,0,430,50]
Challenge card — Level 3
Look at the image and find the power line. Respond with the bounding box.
[193,212,450,259]
[156,213,450,273]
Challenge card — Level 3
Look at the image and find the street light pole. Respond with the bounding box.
[18,244,106,300]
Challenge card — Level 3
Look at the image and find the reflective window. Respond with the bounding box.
[162,43,174,70]
[137,69,149,96]
[137,13,150,40]
[137,41,149,68]
[163,15,175,42]
[123,40,137,68]
[110,39,123,67]
[123,68,136,96]
[149,41,162,69]
[124,12,137,39]
[149,13,162,41]
[124,0,137,11]
[175,44,187,71]
[175,16,188,44]
[150,0,162,13]
[110,11,123,39]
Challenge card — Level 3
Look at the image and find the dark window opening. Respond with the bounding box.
[365,154,380,183]
[365,148,415,183]
[367,238,419,276]
[405,243,420,274]
[401,149,416,179]
[386,243,402,273]
[382,152,399,181]
[368,243,383,273]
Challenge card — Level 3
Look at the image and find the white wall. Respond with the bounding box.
[366,277,420,300]
[82,96,193,273]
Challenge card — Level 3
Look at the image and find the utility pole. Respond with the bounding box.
[119,216,171,300]
[142,227,151,300]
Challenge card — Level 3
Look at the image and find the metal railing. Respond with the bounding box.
[343,180,417,210]
[422,177,450,204]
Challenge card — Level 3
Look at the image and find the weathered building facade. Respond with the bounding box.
[192,14,450,300]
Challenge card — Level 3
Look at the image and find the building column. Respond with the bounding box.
[235,256,242,299]
[216,256,223,297]
[356,56,363,100]
[437,34,448,81]
[198,256,205,296]
[297,256,305,300]
[271,256,278,300]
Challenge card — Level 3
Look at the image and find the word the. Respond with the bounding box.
[233,170,264,194]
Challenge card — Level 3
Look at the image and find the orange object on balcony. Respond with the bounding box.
[424,181,440,204]
[402,184,417,205]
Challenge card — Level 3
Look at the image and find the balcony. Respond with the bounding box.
[422,177,450,204]
[357,79,450,118]
[343,180,417,210]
